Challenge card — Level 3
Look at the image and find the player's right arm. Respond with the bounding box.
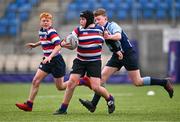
[104,22,122,41]
[25,41,41,49]
[104,30,121,41]
[104,22,123,60]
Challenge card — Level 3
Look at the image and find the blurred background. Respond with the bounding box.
[0,0,180,83]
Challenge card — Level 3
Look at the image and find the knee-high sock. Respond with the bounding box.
[143,77,167,86]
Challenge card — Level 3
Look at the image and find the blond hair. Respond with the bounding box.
[93,8,107,17]
[40,12,53,20]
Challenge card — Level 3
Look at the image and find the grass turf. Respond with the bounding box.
[0,83,180,122]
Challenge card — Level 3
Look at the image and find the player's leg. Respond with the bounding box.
[54,74,81,115]
[78,54,120,88]
[16,69,48,111]
[52,54,67,90]
[128,69,174,98]
[125,49,174,98]
[79,60,117,112]
[79,54,121,113]
[79,76,92,88]
[89,76,115,114]
[79,66,118,112]
[54,77,67,90]
[28,69,48,101]
[54,58,83,115]
[127,69,143,86]
[94,66,118,105]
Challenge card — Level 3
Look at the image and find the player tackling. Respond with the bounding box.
[53,10,115,115]
[79,8,174,113]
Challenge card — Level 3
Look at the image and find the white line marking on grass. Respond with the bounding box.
[37,93,133,99]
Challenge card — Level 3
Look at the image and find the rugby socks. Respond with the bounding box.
[143,77,151,85]
[106,95,114,102]
[150,78,167,86]
[26,100,33,108]
[91,83,105,106]
[79,76,91,89]
[143,77,167,86]
[91,93,101,107]
[59,103,68,112]
[79,79,86,85]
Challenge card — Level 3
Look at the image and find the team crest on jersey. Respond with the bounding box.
[42,34,47,38]
[40,35,47,40]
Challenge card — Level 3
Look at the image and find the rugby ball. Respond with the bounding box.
[65,34,78,50]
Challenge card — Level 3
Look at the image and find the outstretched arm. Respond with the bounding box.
[25,41,41,49]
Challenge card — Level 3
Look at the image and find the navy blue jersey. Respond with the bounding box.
[104,22,132,52]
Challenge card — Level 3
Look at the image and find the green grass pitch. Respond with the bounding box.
[0,83,180,122]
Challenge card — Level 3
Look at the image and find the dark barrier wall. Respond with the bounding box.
[168,41,180,83]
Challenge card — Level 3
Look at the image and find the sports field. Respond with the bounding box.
[0,83,179,122]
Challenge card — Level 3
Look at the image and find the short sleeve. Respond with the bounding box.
[71,27,79,38]
[108,22,122,34]
[48,28,61,46]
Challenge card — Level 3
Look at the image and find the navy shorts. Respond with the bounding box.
[39,55,66,78]
[106,49,139,71]
[71,58,101,78]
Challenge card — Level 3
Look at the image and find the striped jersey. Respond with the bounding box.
[72,25,104,61]
[39,27,61,57]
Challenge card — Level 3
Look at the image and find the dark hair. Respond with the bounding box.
[80,10,94,28]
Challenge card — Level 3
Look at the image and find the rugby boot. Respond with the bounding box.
[164,78,174,98]
[15,101,33,111]
[79,99,96,113]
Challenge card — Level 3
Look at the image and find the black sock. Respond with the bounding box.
[91,83,106,106]
[91,93,101,107]
[150,78,167,86]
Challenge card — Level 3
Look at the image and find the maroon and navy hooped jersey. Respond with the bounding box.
[39,27,61,57]
[72,25,104,61]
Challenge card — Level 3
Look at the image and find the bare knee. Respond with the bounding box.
[56,85,65,91]
[132,78,143,86]
[91,85,100,92]
[56,80,66,91]
[67,80,77,90]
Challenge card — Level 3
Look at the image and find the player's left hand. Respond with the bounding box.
[25,43,36,49]
[104,31,111,40]
[42,56,52,64]
[116,51,123,60]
